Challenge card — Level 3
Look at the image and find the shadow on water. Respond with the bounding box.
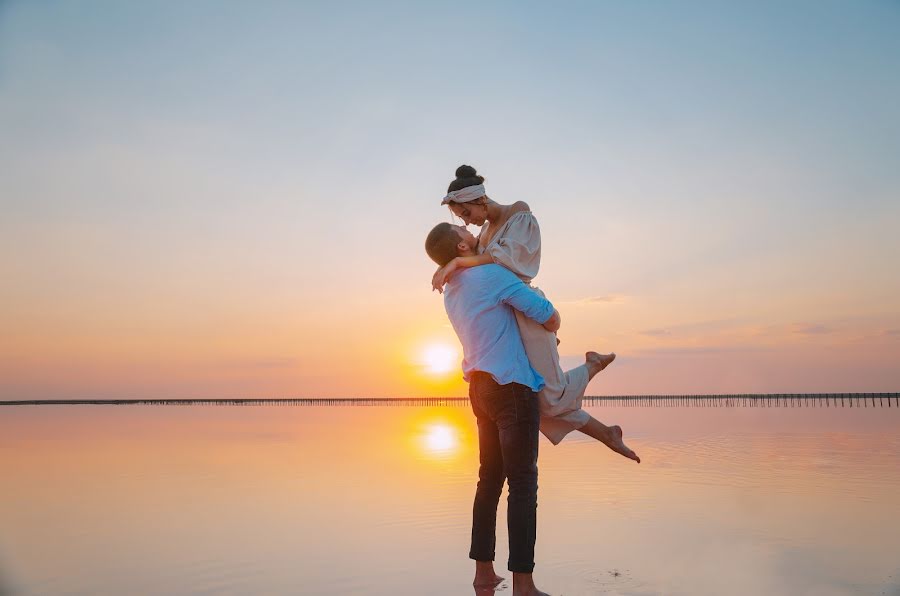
[0,566,16,596]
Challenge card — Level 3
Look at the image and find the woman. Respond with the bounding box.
[433,165,639,462]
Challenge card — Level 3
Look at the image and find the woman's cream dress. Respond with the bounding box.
[478,211,591,445]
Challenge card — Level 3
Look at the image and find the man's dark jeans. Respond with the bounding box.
[468,371,540,573]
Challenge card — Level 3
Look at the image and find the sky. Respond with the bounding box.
[1,0,898,399]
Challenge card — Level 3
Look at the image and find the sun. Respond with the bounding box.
[421,343,459,376]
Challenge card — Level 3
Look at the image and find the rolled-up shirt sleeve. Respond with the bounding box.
[495,268,555,324]
[485,212,541,283]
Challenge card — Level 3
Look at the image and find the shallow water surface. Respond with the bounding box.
[1,405,899,595]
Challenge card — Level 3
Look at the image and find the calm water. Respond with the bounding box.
[1,404,899,595]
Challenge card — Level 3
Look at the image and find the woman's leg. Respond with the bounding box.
[579,350,639,461]
[514,288,636,457]
[577,416,641,463]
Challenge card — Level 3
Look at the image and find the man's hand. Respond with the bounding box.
[542,309,561,333]
[431,259,458,294]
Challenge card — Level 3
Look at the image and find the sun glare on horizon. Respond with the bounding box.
[420,343,459,376]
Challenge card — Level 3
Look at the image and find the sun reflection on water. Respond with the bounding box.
[414,417,469,462]
[424,424,457,452]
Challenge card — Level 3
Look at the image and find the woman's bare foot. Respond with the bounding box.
[473,561,504,588]
[605,424,640,463]
[585,351,615,380]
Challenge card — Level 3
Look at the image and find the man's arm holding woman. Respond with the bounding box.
[495,269,561,332]
[541,309,561,332]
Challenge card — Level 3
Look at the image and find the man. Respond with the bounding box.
[425,222,556,596]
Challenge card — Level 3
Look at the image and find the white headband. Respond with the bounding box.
[441,184,486,205]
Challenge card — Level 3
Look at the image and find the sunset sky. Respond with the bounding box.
[1,1,898,399]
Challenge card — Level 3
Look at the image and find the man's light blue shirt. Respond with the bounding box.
[443,264,555,392]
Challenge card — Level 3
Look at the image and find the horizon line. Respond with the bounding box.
[2,393,898,408]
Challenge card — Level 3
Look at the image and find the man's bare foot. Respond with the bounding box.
[514,589,550,596]
[473,573,504,588]
[586,351,615,380]
[473,561,504,588]
[605,424,640,463]
[512,572,550,596]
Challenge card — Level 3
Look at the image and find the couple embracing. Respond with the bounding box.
[425,165,640,596]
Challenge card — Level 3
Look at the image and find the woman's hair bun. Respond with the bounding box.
[455,164,478,179]
[447,164,485,193]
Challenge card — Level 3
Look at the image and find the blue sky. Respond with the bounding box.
[1,1,898,398]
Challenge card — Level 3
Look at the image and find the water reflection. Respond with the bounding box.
[1,405,898,595]
[422,423,459,455]
[408,409,474,466]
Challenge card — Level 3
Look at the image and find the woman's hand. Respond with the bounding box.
[431,259,458,293]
